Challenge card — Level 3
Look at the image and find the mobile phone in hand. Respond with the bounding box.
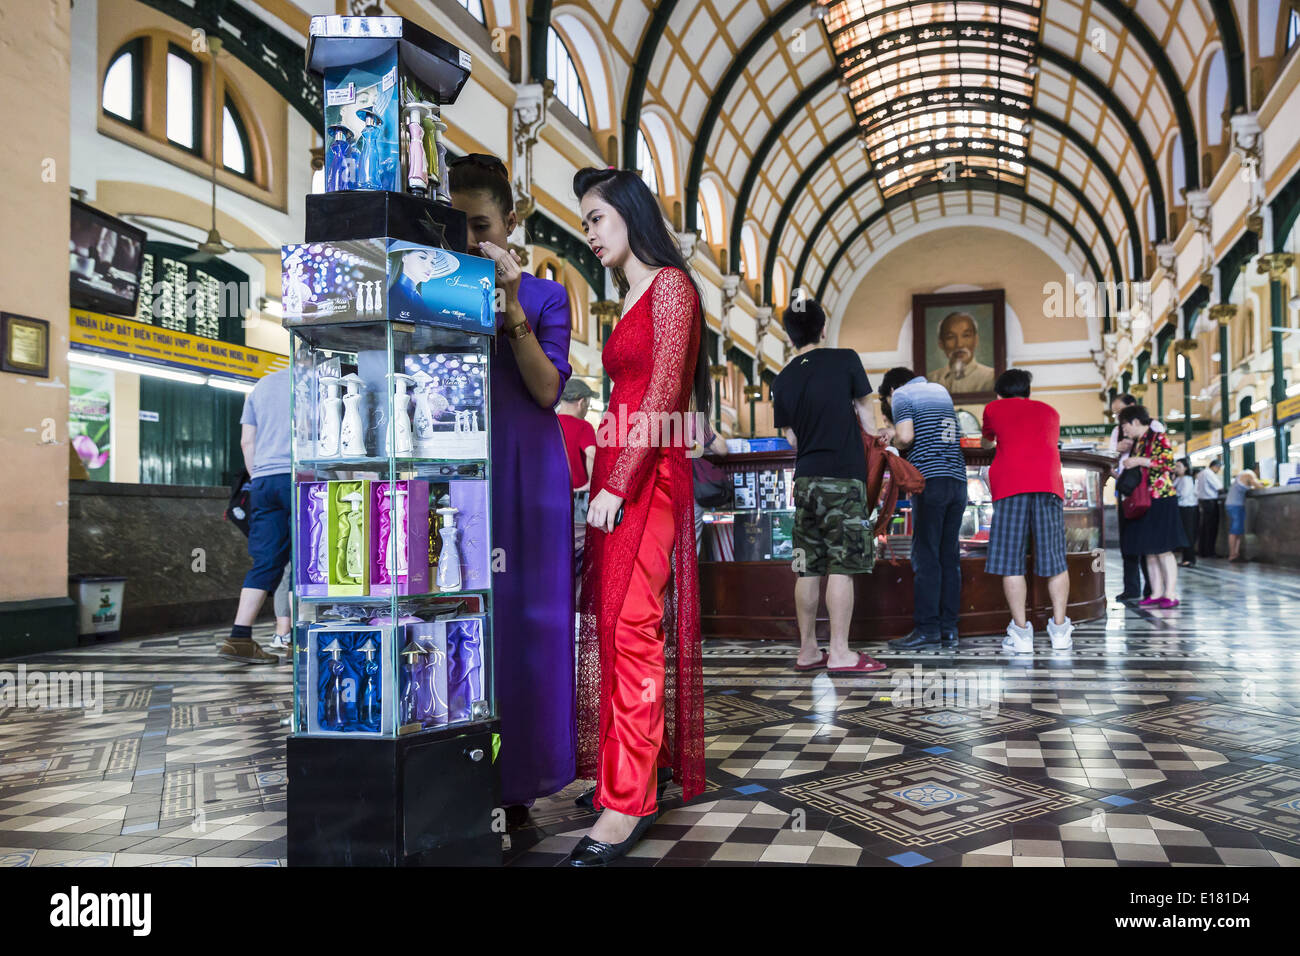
[613,504,624,528]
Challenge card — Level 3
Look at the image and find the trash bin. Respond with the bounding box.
[69,574,127,641]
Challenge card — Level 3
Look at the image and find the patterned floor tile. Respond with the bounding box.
[780,755,1087,847]
[707,721,904,779]
[1150,764,1300,846]
[838,705,1057,744]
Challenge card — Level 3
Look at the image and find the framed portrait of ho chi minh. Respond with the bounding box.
[911,290,1006,404]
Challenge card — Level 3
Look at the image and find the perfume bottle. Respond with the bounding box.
[309,484,329,583]
[355,107,387,190]
[321,638,347,731]
[325,124,357,191]
[318,376,344,458]
[399,639,424,725]
[436,506,462,592]
[341,491,365,582]
[339,374,367,457]
[357,638,380,732]
[390,373,415,456]
[403,103,430,196]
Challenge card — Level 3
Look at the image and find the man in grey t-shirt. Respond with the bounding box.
[218,368,292,665]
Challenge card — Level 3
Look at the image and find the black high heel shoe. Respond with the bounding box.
[574,767,673,810]
[565,811,657,867]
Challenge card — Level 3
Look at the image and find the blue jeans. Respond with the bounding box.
[910,477,967,638]
[243,474,292,592]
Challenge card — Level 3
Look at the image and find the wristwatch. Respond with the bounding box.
[503,318,533,340]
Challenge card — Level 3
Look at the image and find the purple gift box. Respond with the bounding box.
[401,622,449,730]
[448,479,489,590]
[370,480,431,596]
[297,481,331,597]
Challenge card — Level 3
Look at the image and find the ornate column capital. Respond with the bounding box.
[511,80,553,220]
[1209,303,1237,326]
[1256,252,1295,281]
[677,230,698,261]
[1130,382,1149,401]
[1154,241,1178,273]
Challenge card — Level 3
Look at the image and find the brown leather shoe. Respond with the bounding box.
[217,638,279,665]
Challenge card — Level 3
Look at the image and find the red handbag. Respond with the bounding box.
[1121,468,1152,520]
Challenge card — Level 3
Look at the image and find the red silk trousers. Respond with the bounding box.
[595,454,676,816]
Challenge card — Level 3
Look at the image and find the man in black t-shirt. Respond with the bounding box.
[772,298,885,674]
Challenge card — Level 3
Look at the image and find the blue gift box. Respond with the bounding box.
[281,238,496,335]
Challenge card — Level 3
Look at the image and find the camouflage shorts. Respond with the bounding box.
[792,477,875,577]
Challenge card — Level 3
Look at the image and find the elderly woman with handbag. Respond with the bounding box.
[1116,404,1187,608]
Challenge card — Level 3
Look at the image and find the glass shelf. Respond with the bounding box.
[296,588,491,604]
[298,457,487,477]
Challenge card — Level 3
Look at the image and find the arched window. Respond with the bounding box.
[773,261,788,309]
[1289,8,1300,51]
[741,225,759,281]
[636,128,658,194]
[696,199,709,243]
[166,44,202,152]
[1204,50,1228,147]
[698,178,724,246]
[547,27,589,126]
[222,96,252,178]
[456,0,486,24]
[1145,194,1156,244]
[102,39,143,128]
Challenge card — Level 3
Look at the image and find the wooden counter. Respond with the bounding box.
[699,448,1113,641]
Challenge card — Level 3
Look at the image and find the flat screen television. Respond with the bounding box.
[70,199,147,317]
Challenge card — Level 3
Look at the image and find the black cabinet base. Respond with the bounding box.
[288,721,501,866]
[305,191,467,252]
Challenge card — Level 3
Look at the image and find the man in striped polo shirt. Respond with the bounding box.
[879,368,969,649]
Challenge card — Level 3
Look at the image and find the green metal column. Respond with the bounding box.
[1260,253,1295,465]
[1210,304,1234,484]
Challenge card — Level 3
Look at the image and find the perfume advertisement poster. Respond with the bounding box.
[282,240,387,324]
[386,242,495,334]
[322,49,400,193]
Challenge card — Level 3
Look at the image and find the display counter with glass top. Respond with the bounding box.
[699,447,1111,640]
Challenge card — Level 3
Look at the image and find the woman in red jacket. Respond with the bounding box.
[568,167,710,866]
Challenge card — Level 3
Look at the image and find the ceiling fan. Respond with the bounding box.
[124,37,278,263]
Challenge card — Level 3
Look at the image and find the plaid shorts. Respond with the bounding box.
[985,492,1067,577]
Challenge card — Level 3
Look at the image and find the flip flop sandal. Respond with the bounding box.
[794,651,829,672]
[827,652,886,673]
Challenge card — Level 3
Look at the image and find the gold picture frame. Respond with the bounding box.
[1,313,50,378]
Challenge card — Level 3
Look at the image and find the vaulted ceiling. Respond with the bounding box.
[554,0,1246,321]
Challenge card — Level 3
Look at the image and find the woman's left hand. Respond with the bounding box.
[478,240,522,305]
[587,488,625,533]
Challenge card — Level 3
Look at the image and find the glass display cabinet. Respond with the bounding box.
[284,13,500,868]
[287,318,494,741]
[699,448,1112,640]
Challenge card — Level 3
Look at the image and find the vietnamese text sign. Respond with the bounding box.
[70,309,288,382]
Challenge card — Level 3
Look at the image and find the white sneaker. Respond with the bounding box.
[1047,617,1074,651]
[268,633,291,651]
[1001,621,1034,654]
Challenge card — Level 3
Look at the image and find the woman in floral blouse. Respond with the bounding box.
[1117,404,1187,607]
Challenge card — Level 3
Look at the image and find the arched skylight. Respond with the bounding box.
[222,97,251,178]
[102,44,139,126]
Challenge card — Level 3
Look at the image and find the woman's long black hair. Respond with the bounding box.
[573,166,711,417]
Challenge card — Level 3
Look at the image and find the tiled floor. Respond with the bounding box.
[3,556,1300,867]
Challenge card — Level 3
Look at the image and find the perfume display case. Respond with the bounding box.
[698,447,1112,640]
[286,16,499,867]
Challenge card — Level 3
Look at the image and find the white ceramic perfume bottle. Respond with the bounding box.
[339,373,367,457]
[412,382,435,455]
[318,376,344,458]
[435,506,461,592]
[390,372,415,456]
[342,491,365,581]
